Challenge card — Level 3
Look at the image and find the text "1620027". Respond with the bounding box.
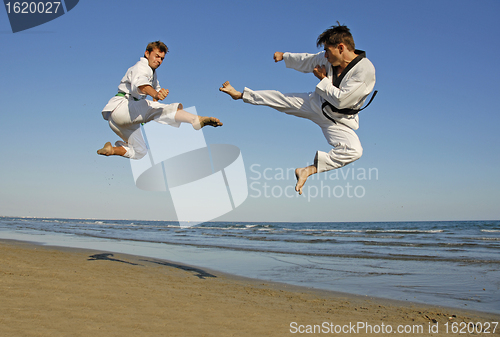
[5,2,62,14]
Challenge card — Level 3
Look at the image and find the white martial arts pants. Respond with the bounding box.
[107,98,180,159]
[242,87,363,173]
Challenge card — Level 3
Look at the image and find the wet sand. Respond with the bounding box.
[0,240,498,336]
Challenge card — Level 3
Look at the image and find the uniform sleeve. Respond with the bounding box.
[283,51,329,73]
[315,60,376,109]
[130,62,154,98]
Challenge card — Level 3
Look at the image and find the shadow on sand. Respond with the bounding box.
[140,259,217,279]
[88,253,140,265]
[87,253,216,279]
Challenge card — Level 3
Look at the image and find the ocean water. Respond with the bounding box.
[0,217,499,314]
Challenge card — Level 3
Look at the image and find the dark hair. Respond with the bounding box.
[145,41,168,56]
[316,23,355,51]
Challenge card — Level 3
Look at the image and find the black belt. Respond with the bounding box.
[322,90,378,123]
[115,92,139,101]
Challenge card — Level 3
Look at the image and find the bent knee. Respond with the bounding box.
[341,145,363,165]
[128,147,148,160]
[135,148,148,160]
[352,146,363,161]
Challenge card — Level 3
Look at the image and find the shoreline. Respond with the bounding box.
[1,239,498,336]
[0,226,499,314]
[1,237,498,317]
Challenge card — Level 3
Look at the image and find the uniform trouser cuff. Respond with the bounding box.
[241,87,254,104]
[315,151,330,173]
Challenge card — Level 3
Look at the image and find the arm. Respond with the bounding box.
[128,59,168,100]
[315,60,376,109]
[282,51,329,73]
[316,78,367,109]
[138,85,169,101]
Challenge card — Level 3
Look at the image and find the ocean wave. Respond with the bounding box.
[2,218,499,265]
[365,229,444,234]
[360,241,479,248]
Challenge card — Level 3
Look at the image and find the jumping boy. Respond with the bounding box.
[220,24,376,194]
[98,41,222,159]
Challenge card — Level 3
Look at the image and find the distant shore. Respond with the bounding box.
[1,239,498,336]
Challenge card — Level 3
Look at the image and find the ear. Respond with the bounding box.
[338,43,344,53]
[144,50,150,58]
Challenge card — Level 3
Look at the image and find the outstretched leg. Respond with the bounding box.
[219,81,243,100]
[194,116,224,130]
[174,108,223,130]
[295,165,318,195]
[220,83,321,124]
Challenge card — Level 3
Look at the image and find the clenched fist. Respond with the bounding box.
[313,65,327,80]
[274,52,284,62]
[156,88,169,101]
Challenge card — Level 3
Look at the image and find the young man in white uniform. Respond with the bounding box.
[98,41,222,159]
[220,24,376,194]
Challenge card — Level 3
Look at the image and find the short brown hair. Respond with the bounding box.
[145,41,168,56]
[316,23,355,51]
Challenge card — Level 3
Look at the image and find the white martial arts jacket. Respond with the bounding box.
[101,57,161,120]
[283,51,376,130]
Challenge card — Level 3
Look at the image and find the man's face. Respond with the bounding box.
[324,44,343,66]
[145,48,165,70]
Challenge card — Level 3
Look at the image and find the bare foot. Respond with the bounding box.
[193,116,223,130]
[97,142,114,156]
[295,165,318,195]
[219,81,243,100]
[295,168,308,195]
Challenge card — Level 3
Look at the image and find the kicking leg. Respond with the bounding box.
[221,84,319,123]
[219,81,243,100]
[174,105,223,130]
[295,165,318,195]
[194,116,224,130]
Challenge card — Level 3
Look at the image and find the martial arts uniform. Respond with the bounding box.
[242,50,375,173]
[101,57,180,159]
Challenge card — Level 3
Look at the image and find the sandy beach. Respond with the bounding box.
[0,240,498,336]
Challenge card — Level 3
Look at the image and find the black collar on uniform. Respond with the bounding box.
[332,50,366,88]
[321,49,378,118]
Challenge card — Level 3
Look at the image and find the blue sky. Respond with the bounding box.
[1,0,499,222]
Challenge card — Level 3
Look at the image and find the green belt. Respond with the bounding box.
[116,92,139,101]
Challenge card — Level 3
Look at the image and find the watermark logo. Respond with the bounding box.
[129,106,248,228]
[249,163,378,202]
[3,0,79,33]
